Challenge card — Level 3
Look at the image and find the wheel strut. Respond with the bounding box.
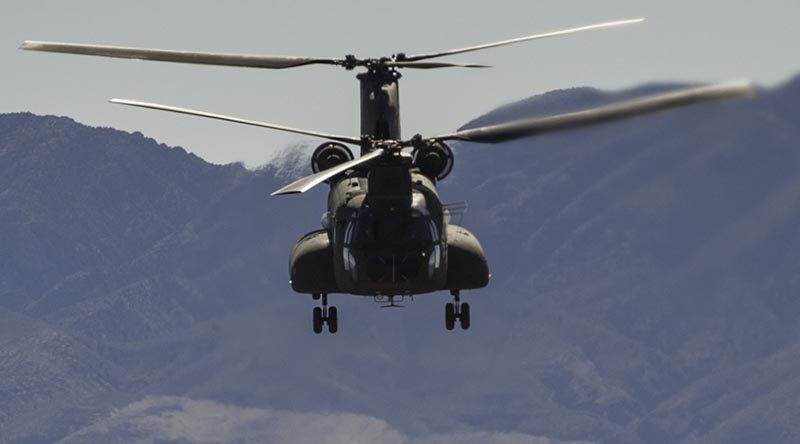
[445,290,470,331]
[312,293,338,334]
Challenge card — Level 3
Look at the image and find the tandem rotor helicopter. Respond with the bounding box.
[21,18,753,334]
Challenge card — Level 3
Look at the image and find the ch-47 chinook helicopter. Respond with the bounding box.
[21,18,753,334]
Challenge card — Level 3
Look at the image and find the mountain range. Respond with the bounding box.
[1,74,799,443]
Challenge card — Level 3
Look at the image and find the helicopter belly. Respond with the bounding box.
[445,225,490,290]
[289,230,339,294]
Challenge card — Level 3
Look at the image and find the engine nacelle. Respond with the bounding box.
[311,142,354,174]
[412,141,454,181]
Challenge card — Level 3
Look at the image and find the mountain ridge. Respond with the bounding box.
[1,74,800,443]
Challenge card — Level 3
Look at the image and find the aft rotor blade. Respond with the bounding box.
[272,148,386,196]
[387,61,491,69]
[110,99,361,145]
[433,81,755,144]
[20,41,341,69]
[399,18,644,62]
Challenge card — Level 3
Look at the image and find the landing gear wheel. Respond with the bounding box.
[313,307,323,334]
[459,302,471,330]
[445,290,471,331]
[327,306,338,333]
[312,293,337,334]
[445,303,456,330]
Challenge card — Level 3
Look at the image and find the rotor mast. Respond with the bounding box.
[351,62,408,213]
[356,65,402,155]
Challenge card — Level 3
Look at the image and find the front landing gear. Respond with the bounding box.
[312,293,338,334]
[445,290,470,331]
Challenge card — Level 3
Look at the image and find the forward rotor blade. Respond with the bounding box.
[433,81,755,144]
[399,18,645,62]
[20,41,341,69]
[387,61,491,69]
[110,99,361,145]
[271,148,386,196]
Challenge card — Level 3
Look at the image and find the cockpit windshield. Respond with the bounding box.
[341,208,442,281]
[345,209,437,247]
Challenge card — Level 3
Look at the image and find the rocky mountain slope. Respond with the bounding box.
[1,75,799,443]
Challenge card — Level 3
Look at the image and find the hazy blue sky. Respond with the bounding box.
[2,0,798,166]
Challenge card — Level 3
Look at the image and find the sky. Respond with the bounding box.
[2,0,798,167]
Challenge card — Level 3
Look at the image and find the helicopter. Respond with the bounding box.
[20,18,753,334]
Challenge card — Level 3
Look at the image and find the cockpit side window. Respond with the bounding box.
[344,217,355,245]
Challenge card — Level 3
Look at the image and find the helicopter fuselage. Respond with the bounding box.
[287,68,488,298]
[288,163,490,297]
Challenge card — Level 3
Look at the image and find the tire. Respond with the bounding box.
[445,303,455,330]
[460,303,470,330]
[312,293,321,301]
[327,306,338,334]
[313,307,323,334]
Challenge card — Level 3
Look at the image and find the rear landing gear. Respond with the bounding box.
[312,293,338,334]
[445,290,470,331]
